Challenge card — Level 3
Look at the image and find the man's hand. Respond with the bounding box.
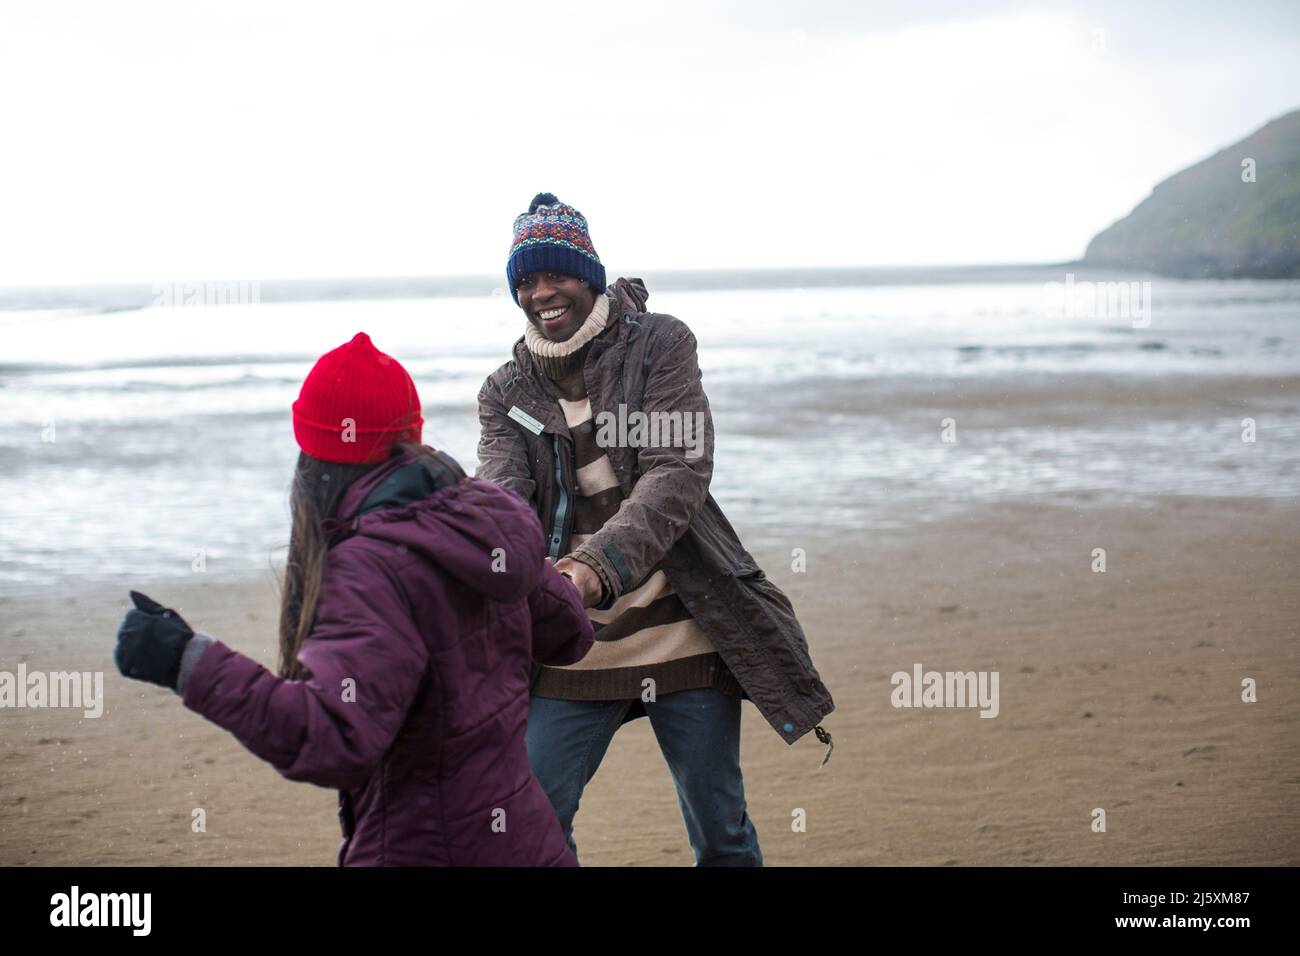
[553,556,603,608]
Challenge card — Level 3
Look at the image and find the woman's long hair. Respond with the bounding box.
[277,440,445,678]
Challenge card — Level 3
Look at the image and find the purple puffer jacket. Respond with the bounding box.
[177,448,594,866]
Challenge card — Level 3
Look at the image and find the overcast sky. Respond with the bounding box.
[2,0,1298,286]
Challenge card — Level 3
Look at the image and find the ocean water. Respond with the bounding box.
[1,271,1298,590]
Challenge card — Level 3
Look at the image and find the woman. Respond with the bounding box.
[114,331,594,866]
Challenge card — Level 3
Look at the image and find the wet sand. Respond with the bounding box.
[2,495,1297,866]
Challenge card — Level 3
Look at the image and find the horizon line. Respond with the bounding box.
[0,260,1123,300]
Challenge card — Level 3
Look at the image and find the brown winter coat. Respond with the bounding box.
[476,277,834,747]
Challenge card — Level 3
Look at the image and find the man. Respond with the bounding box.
[476,192,834,866]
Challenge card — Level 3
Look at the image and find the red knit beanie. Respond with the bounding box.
[292,332,423,464]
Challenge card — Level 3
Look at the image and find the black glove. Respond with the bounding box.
[114,590,195,689]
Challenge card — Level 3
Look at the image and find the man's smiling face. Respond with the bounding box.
[516,271,597,342]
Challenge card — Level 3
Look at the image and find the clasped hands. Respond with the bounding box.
[552,556,603,608]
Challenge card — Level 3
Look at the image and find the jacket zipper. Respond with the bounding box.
[547,432,574,562]
[505,368,572,562]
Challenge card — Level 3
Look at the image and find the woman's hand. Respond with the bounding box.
[553,557,603,608]
[114,591,195,689]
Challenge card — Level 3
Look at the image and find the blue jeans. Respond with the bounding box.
[525,687,763,866]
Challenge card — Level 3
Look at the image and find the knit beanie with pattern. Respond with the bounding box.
[506,192,606,303]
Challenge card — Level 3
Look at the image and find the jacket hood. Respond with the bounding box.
[332,449,545,603]
[607,276,649,316]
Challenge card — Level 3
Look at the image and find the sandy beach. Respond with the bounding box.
[3,487,1296,866]
[3,0,1299,885]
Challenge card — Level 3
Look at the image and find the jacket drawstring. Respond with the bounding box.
[814,725,833,767]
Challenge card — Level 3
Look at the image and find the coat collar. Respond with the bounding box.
[324,448,468,548]
[335,450,413,524]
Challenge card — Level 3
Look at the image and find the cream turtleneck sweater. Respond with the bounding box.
[523,292,611,379]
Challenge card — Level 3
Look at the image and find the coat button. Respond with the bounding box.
[783,722,794,733]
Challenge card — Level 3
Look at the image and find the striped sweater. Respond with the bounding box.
[526,294,743,701]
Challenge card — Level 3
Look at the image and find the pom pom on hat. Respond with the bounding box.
[529,192,560,212]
